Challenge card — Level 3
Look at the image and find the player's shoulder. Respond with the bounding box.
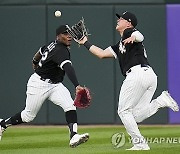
[124,28,135,35]
[56,41,66,47]
[54,41,70,57]
[123,28,140,39]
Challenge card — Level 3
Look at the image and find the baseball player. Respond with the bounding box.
[77,11,179,150]
[0,25,89,148]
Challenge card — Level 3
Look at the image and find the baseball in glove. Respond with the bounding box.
[66,17,89,42]
[74,87,91,109]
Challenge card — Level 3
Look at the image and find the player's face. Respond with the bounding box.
[116,17,130,32]
[58,33,72,46]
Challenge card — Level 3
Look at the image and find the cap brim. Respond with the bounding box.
[62,31,68,34]
[116,13,121,18]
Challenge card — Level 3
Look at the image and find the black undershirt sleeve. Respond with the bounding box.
[63,62,79,88]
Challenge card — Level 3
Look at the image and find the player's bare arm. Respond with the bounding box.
[79,36,114,59]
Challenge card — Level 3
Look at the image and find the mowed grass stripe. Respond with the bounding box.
[0,125,179,154]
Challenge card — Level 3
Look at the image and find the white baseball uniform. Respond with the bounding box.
[0,26,90,147]
[21,73,76,122]
[108,28,161,146]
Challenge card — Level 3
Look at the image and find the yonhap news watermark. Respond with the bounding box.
[111,132,180,148]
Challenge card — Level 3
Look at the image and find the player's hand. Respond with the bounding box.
[75,85,84,94]
[123,36,135,45]
[74,85,91,109]
[78,36,88,45]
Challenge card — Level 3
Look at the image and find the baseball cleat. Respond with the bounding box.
[160,91,179,112]
[69,133,89,148]
[126,144,150,150]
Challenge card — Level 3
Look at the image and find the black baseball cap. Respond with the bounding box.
[116,11,137,27]
[56,25,68,36]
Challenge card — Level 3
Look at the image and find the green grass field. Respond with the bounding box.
[0,125,180,154]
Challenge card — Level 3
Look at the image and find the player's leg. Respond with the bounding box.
[0,92,46,131]
[65,110,89,148]
[117,68,151,150]
[154,91,179,112]
[49,83,78,138]
[118,86,149,150]
[21,74,49,123]
[21,91,47,123]
[48,83,89,147]
[0,74,48,140]
[132,90,158,123]
[0,112,23,140]
[0,112,23,128]
[133,81,179,123]
[132,71,158,123]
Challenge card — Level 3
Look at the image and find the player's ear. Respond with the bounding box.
[127,22,133,28]
[56,34,61,41]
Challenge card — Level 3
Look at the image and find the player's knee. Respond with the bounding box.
[117,109,121,118]
[117,106,122,117]
[117,108,133,119]
[118,106,128,117]
[134,115,144,123]
[134,116,142,123]
[118,109,127,118]
[132,110,143,123]
[63,105,76,112]
[21,110,35,123]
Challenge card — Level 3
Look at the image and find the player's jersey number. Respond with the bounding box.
[39,42,56,67]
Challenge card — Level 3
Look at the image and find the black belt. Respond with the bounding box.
[40,77,60,84]
[126,64,150,74]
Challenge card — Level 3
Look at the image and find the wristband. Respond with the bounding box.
[84,41,92,50]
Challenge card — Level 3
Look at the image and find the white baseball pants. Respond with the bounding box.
[21,73,76,123]
[118,65,159,145]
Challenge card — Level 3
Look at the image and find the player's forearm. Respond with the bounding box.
[32,50,42,70]
[84,41,108,59]
[32,49,42,64]
[63,63,79,88]
[89,45,106,59]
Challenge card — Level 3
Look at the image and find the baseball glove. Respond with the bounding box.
[66,17,89,42]
[74,87,91,108]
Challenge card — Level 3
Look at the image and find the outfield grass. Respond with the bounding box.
[0,125,180,154]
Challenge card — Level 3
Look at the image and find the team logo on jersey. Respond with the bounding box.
[119,42,126,54]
